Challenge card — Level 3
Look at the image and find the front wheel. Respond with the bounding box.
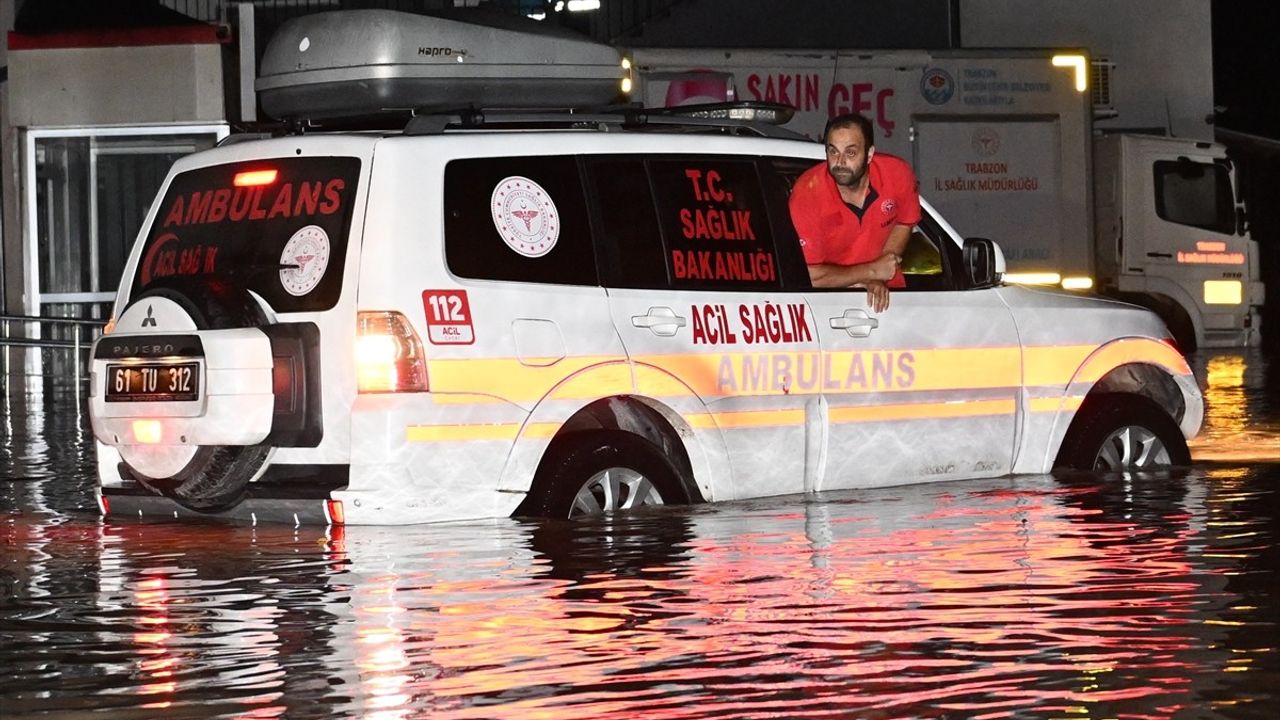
[1055,394,1191,471]
[522,431,687,519]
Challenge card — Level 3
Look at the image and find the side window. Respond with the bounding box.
[584,157,668,289]
[648,159,783,291]
[444,156,596,285]
[1153,159,1235,234]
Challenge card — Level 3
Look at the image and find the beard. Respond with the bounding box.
[828,158,869,187]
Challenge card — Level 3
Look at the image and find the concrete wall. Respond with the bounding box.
[8,43,225,127]
[960,0,1215,140]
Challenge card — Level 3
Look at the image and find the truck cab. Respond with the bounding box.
[1093,134,1262,350]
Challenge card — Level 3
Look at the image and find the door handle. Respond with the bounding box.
[631,306,687,337]
[830,309,879,338]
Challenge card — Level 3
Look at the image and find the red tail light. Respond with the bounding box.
[356,311,428,393]
[325,499,346,525]
[233,169,278,187]
[98,494,110,516]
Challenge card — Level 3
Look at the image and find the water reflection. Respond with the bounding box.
[2,352,1279,717]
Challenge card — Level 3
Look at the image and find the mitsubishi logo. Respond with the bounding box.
[142,304,157,328]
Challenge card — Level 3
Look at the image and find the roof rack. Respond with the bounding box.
[400,102,804,140]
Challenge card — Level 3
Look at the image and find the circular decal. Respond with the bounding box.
[972,127,1001,156]
[491,176,560,258]
[920,67,954,105]
[279,225,330,297]
[880,198,898,215]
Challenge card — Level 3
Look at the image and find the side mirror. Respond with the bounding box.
[1237,206,1250,236]
[963,237,1005,289]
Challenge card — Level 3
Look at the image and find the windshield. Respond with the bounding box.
[130,156,361,312]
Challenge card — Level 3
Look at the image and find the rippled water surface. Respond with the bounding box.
[2,350,1278,718]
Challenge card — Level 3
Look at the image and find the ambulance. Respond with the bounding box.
[87,10,1202,525]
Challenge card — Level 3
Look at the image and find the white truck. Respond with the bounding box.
[632,48,1263,351]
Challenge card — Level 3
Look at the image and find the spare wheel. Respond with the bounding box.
[111,286,274,513]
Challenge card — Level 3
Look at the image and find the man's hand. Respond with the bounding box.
[856,279,891,313]
[869,252,899,282]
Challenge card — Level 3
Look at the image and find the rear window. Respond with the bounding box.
[130,157,361,312]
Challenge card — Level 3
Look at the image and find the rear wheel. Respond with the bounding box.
[522,431,687,519]
[1055,394,1190,471]
[120,285,272,513]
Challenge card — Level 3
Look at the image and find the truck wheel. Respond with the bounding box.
[523,431,687,519]
[121,286,271,513]
[1055,394,1190,471]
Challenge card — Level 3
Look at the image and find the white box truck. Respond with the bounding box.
[633,48,1263,351]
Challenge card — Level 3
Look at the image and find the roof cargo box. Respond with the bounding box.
[257,10,628,121]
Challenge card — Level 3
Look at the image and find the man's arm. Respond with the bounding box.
[807,252,898,288]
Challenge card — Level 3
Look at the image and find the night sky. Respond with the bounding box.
[1213,0,1280,140]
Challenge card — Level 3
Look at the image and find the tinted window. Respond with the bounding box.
[649,159,782,290]
[132,157,360,312]
[1153,160,1235,234]
[585,158,668,289]
[445,156,596,285]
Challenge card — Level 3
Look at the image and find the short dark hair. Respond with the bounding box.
[823,113,874,149]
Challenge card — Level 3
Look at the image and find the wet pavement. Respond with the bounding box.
[1,349,1278,718]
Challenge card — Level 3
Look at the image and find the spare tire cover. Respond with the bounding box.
[117,286,272,513]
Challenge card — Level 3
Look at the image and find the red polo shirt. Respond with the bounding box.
[788,153,921,288]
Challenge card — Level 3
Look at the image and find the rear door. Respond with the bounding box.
[591,154,822,501]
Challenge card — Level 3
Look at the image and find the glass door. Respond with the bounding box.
[24,125,227,320]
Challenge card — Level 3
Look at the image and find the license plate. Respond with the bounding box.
[106,362,200,402]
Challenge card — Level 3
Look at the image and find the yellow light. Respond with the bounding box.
[1004,272,1062,286]
[1204,280,1243,305]
[1052,54,1088,92]
[621,57,632,71]
[133,420,163,444]
[1061,276,1094,290]
[102,316,117,335]
[621,76,633,94]
[356,335,400,392]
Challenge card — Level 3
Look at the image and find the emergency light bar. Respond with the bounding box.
[653,101,795,126]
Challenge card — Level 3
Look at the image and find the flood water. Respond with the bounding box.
[2,350,1278,718]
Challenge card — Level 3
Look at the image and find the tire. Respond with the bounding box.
[122,285,271,513]
[1055,394,1191,471]
[135,445,271,513]
[521,431,688,519]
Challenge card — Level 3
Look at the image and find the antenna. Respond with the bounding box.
[1164,97,1176,137]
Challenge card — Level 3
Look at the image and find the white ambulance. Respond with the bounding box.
[87,11,1202,525]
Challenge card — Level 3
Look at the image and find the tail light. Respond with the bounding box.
[356,311,428,393]
[325,499,346,525]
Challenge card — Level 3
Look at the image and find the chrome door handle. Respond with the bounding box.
[830,309,879,337]
[631,307,687,337]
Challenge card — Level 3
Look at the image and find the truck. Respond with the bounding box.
[631,48,1263,351]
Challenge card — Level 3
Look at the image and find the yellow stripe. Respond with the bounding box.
[406,424,521,442]
[422,340,1188,405]
[829,398,1015,424]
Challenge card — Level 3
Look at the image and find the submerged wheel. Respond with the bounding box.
[117,285,272,513]
[1055,394,1191,471]
[523,431,687,519]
